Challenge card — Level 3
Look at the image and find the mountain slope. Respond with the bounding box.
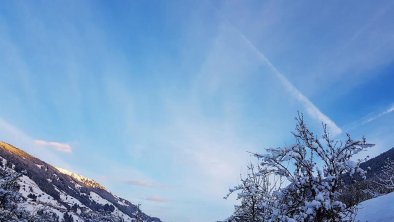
[0,141,161,222]
[360,146,394,179]
[339,147,394,209]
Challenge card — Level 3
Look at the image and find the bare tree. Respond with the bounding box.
[134,203,144,222]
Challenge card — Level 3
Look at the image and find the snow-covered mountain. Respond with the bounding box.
[55,167,107,191]
[0,141,161,222]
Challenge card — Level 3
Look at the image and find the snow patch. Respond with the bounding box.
[56,167,106,190]
[356,192,394,222]
[89,192,133,221]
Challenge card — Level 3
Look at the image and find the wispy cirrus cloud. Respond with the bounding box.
[0,118,72,168]
[144,196,169,203]
[124,179,155,188]
[34,139,72,153]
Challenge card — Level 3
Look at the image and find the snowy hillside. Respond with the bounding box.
[0,141,161,222]
[56,167,107,191]
[356,192,394,222]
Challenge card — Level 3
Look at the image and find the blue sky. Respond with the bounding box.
[1,1,394,221]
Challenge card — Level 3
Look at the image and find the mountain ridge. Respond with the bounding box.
[0,141,161,222]
[55,167,107,191]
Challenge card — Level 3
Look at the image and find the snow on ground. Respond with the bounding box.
[56,167,86,182]
[56,167,107,190]
[18,175,65,209]
[89,191,108,205]
[19,201,65,220]
[1,156,7,166]
[18,176,86,221]
[89,192,133,221]
[55,186,84,207]
[17,175,69,219]
[74,181,82,189]
[117,199,129,206]
[18,180,58,217]
[356,192,394,222]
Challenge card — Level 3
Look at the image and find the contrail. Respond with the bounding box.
[344,104,394,131]
[237,32,342,136]
[364,104,394,124]
[207,2,343,135]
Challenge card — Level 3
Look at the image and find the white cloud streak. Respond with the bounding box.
[34,140,72,153]
[236,32,343,136]
[346,103,394,131]
[0,118,72,168]
[364,104,394,124]
[124,179,157,188]
[144,196,169,203]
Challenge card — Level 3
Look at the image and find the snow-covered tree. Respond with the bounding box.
[224,163,280,222]
[377,158,394,190]
[226,113,374,222]
[0,162,30,221]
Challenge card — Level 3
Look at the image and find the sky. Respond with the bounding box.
[0,1,394,221]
